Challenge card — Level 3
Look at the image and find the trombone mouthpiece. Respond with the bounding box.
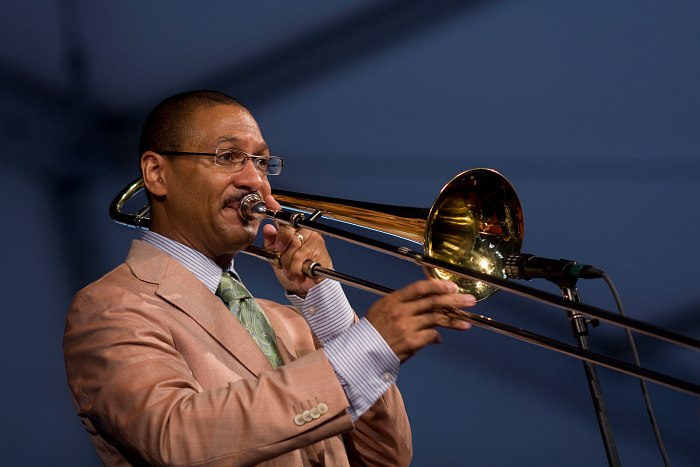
[239,193,267,221]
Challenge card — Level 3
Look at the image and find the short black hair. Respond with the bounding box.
[138,90,246,157]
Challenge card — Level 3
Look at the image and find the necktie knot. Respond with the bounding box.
[217,271,252,305]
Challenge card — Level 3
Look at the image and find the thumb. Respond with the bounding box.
[261,179,281,211]
[264,194,281,211]
[263,195,282,211]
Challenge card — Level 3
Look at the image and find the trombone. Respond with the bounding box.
[110,169,700,396]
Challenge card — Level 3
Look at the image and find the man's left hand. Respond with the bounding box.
[261,192,333,298]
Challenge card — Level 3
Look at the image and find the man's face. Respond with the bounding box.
[156,103,270,264]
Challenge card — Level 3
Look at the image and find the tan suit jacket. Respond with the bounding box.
[64,240,412,466]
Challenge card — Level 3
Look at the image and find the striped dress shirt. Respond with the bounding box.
[142,231,399,420]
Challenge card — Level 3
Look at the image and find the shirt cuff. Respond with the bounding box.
[322,318,400,421]
[287,279,355,342]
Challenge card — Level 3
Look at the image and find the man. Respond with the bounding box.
[64,90,475,466]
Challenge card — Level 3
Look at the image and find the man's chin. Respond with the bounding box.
[237,221,260,245]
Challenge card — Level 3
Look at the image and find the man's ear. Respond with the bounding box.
[141,151,167,197]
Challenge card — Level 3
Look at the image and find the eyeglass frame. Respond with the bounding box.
[155,148,284,176]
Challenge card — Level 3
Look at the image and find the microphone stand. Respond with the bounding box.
[552,275,621,467]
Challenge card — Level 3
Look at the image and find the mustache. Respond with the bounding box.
[223,191,260,209]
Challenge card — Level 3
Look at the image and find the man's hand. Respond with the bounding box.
[366,279,474,362]
[260,186,332,298]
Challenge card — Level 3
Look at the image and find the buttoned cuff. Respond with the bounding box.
[322,318,400,421]
[287,280,355,343]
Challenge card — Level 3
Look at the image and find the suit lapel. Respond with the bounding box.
[127,240,273,376]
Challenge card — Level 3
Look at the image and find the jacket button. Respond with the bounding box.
[294,413,305,426]
[317,402,328,414]
[302,410,313,422]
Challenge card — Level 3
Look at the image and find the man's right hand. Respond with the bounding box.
[366,279,475,362]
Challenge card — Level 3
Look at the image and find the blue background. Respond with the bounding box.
[1,1,698,465]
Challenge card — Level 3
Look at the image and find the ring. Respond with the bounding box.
[296,233,305,245]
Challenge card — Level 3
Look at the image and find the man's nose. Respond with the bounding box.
[233,159,264,191]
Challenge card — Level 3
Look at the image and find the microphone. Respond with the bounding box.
[504,253,604,281]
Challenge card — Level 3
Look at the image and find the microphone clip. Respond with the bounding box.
[505,253,603,284]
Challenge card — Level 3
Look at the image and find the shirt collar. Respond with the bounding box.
[141,230,238,293]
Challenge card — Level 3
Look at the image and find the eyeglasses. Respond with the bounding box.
[156,148,284,176]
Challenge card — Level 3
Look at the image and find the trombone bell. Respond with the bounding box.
[425,169,523,299]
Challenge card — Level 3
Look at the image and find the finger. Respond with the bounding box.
[274,223,297,252]
[262,223,278,250]
[414,310,472,331]
[271,229,306,274]
[282,231,316,274]
[392,279,459,303]
[416,291,476,311]
[395,289,476,318]
[438,314,472,331]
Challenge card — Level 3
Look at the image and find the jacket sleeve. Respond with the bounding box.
[343,384,413,466]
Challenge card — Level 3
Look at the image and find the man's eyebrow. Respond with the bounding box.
[216,136,269,153]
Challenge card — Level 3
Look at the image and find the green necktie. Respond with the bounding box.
[216,271,283,368]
